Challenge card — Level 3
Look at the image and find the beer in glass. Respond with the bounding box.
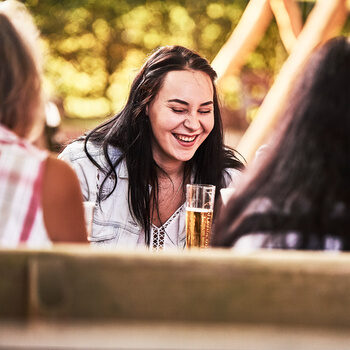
[185,184,215,248]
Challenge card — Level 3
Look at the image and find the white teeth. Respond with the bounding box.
[175,134,196,142]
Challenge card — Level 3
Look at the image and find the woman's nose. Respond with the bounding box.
[183,113,201,130]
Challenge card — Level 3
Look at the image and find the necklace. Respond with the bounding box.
[157,175,185,205]
[159,177,184,196]
[173,178,184,198]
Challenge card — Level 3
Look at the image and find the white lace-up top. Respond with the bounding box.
[151,205,186,249]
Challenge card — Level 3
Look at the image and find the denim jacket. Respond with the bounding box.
[59,141,241,249]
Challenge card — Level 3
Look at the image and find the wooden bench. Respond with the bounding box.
[1,246,350,349]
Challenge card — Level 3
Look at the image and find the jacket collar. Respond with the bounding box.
[96,144,128,179]
[118,158,128,179]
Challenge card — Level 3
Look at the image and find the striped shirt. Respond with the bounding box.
[0,125,50,247]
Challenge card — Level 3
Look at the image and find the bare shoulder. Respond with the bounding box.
[44,156,80,192]
[41,155,87,243]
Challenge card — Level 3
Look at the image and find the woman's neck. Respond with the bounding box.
[155,159,185,180]
[152,160,186,227]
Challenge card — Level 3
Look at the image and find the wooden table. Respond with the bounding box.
[1,246,350,349]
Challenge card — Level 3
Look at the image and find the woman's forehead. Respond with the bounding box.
[158,70,214,103]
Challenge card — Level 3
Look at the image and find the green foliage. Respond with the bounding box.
[22,0,246,119]
[22,0,349,123]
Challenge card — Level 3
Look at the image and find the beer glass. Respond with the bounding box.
[185,184,215,248]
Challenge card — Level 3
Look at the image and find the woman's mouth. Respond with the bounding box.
[173,134,197,143]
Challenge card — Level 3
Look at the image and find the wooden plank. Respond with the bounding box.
[0,251,28,317]
[1,246,350,329]
[1,320,350,350]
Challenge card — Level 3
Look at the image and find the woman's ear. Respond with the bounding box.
[145,104,149,116]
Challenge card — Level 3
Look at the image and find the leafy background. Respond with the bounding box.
[21,0,350,142]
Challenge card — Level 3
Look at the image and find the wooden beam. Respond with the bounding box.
[270,0,303,53]
[211,0,273,83]
[2,246,350,327]
[237,0,348,162]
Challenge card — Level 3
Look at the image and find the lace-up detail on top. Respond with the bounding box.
[151,205,184,250]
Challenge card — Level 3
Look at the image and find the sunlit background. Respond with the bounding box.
[22,0,350,145]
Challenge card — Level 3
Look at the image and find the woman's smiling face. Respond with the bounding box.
[147,69,215,168]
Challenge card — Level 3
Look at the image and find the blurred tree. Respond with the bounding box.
[22,0,349,131]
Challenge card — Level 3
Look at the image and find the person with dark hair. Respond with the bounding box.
[59,45,244,249]
[0,0,87,246]
[212,36,350,251]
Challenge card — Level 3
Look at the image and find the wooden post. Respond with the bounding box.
[270,0,303,53]
[211,0,273,82]
[237,0,348,162]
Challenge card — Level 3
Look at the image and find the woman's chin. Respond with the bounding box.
[173,150,197,162]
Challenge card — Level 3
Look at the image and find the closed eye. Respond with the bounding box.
[199,110,212,114]
[171,107,187,113]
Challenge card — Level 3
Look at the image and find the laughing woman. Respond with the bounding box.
[59,45,243,249]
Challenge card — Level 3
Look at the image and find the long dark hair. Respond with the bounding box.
[84,45,243,245]
[213,37,350,250]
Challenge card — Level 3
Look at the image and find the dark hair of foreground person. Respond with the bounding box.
[213,37,350,251]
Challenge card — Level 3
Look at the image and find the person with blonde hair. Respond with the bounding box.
[0,0,87,246]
